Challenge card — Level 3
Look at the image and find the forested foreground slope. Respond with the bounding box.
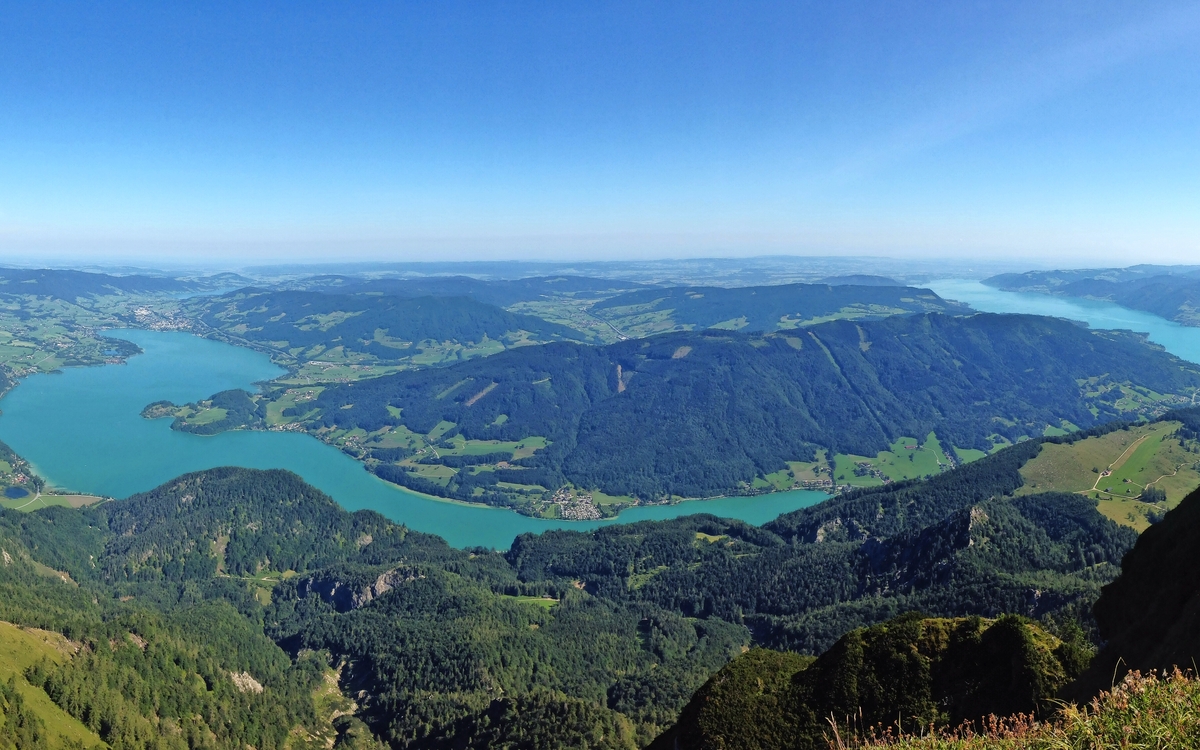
[0,423,1164,748]
[650,463,1200,750]
[309,312,1200,504]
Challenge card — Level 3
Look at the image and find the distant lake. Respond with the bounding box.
[0,330,826,549]
[927,280,1200,366]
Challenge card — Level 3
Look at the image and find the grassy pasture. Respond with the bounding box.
[591,489,636,507]
[504,298,618,343]
[263,386,324,425]
[280,361,404,385]
[834,432,954,487]
[427,420,457,441]
[184,405,227,426]
[0,494,104,512]
[0,621,103,748]
[953,447,989,463]
[1018,421,1200,531]
[370,423,424,449]
[788,451,832,482]
[502,595,559,610]
[439,434,537,456]
[1019,422,1189,496]
[779,303,910,328]
[954,434,1017,464]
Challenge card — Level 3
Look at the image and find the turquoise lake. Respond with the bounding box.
[3,282,1198,549]
[926,280,1200,366]
[0,329,826,549]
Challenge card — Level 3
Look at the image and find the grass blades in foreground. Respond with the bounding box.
[830,669,1200,749]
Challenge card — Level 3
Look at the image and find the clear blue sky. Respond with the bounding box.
[2,1,1198,264]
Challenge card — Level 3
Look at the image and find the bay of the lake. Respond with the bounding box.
[0,329,826,548]
[927,279,1200,366]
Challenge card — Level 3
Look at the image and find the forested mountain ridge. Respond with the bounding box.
[588,281,969,335]
[304,313,1200,509]
[186,288,588,368]
[648,435,1200,749]
[262,275,961,343]
[0,445,1152,748]
[985,265,1200,327]
[506,432,1138,653]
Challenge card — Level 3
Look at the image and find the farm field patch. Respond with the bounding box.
[833,432,955,487]
[1018,420,1200,529]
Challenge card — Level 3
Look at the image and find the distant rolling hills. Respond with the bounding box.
[586,281,969,337]
[0,266,245,300]
[289,273,650,307]
[275,276,971,342]
[187,288,588,368]
[182,279,976,374]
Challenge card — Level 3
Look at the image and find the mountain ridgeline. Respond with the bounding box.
[589,281,970,333]
[0,266,244,300]
[313,312,1200,502]
[0,267,189,299]
[292,273,650,307]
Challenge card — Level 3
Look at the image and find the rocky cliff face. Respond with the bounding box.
[294,566,425,612]
[1067,484,1200,700]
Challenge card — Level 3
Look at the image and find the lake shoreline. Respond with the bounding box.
[0,329,829,548]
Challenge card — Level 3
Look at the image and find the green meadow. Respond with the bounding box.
[833,432,955,487]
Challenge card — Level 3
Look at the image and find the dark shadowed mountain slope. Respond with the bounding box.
[311,313,1200,502]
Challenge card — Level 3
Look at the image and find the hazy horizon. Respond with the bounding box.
[3,2,1199,265]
